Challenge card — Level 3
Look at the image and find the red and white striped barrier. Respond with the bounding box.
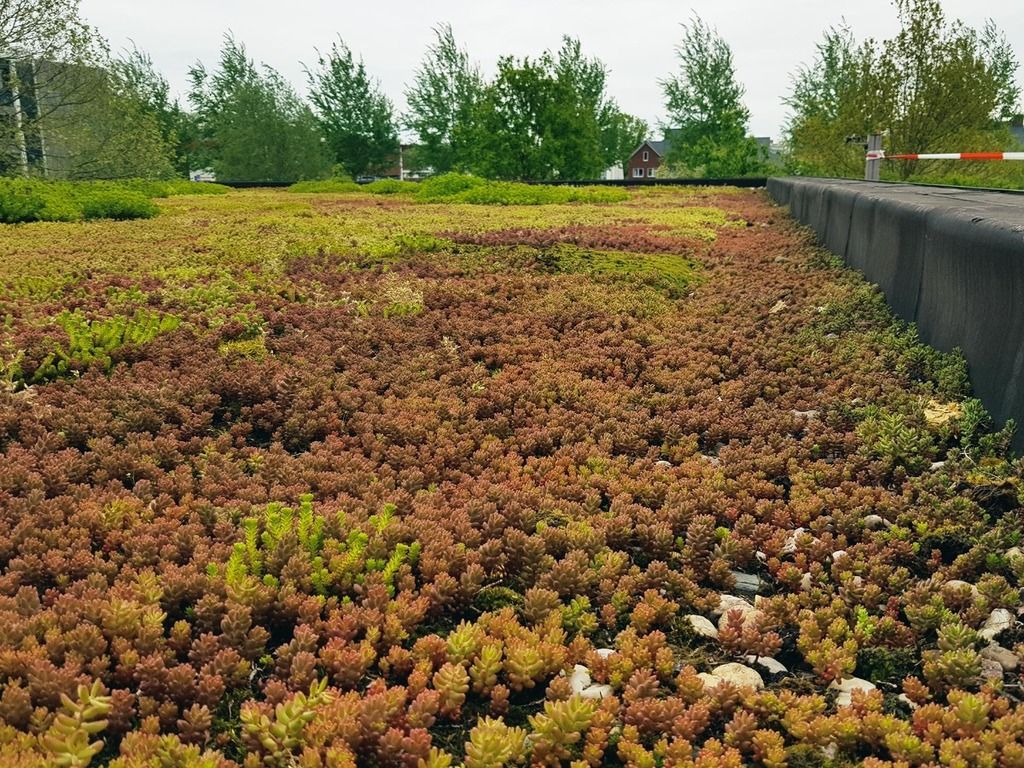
[866,150,1024,161]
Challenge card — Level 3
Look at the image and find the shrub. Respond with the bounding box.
[364,178,417,195]
[0,178,78,222]
[288,178,361,193]
[79,189,159,221]
[0,178,227,224]
[415,172,487,199]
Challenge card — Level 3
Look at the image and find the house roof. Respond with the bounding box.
[631,138,673,158]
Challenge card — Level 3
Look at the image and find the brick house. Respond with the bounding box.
[626,139,671,179]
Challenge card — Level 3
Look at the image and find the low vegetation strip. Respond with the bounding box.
[0,178,231,224]
[288,173,631,205]
[0,186,1022,767]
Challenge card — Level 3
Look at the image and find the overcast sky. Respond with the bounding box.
[81,0,1024,141]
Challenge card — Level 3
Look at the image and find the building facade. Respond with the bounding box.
[626,139,670,179]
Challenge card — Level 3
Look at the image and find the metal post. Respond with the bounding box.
[865,133,882,182]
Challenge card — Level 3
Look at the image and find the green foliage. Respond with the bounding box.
[188,35,330,182]
[40,680,111,768]
[856,645,918,682]
[219,497,420,598]
[287,177,361,193]
[0,178,227,224]
[306,38,399,178]
[0,178,77,222]
[661,15,768,177]
[856,407,934,473]
[415,172,486,198]
[26,309,180,386]
[363,178,417,195]
[240,679,331,767]
[111,46,194,177]
[467,37,646,180]
[79,189,158,220]
[415,174,628,205]
[404,24,484,174]
[545,245,699,297]
[785,0,1021,182]
[474,586,524,612]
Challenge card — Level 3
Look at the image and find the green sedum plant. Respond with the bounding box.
[40,681,112,768]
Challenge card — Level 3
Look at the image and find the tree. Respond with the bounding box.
[785,0,1021,180]
[661,15,765,177]
[111,47,192,176]
[56,63,176,179]
[306,39,398,178]
[470,55,555,180]
[783,26,881,177]
[0,0,105,176]
[468,38,646,180]
[405,24,482,174]
[601,108,648,176]
[189,35,329,182]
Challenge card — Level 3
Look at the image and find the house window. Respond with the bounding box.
[642,150,649,162]
[633,167,645,178]
[648,168,656,178]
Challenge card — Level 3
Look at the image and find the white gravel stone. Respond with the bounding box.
[863,514,890,530]
[595,648,615,659]
[897,694,918,710]
[930,461,947,471]
[709,663,765,690]
[745,655,788,675]
[831,550,847,562]
[697,672,720,689]
[800,572,813,591]
[981,658,1004,681]
[781,528,806,556]
[655,460,672,468]
[713,594,753,617]
[980,608,1015,641]
[791,409,821,420]
[718,606,764,633]
[686,614,719,639]
[981,643,1019,671]
[579,684,613,700]
[830,677,876,707]
[569,665,591,694]
[942,580,981,600]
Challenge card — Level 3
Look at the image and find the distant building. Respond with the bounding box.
[625,133,775,178]
[626,139,671,179]
[602,164,624,180]
[0,55,85,178]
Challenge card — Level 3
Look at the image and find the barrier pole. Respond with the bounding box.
[865,134,883,181]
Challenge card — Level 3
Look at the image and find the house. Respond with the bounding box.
[626,139,671,179]
[626,133,776,178]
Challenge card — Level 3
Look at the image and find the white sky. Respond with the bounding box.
[81,0,1024,141]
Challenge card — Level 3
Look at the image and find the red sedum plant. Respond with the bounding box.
[0,186,1022,765]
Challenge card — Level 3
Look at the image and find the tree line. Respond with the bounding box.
[1,0,1020,184]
